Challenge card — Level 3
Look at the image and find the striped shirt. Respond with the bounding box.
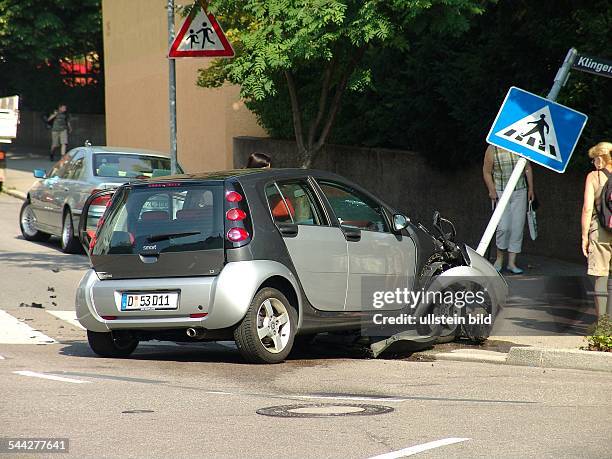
[492,146,527,191]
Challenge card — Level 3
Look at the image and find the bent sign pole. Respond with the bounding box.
[476,48,579,256]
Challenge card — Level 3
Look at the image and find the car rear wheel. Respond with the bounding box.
[19,201,50,242]
[61,210,81,253]
[234,287,296,364]
[87,330,139,358]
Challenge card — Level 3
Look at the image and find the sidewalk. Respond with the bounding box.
[1,145,51,200]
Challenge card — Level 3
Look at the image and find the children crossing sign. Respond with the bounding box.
[486,87,588,173]
[169,2,234,58]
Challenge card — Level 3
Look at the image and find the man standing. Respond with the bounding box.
[47,104,71,161]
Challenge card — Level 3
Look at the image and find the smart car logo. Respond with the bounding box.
[142,244,157,250]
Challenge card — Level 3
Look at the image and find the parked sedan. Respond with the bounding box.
[76,168,507,363]
[19,146,179,253]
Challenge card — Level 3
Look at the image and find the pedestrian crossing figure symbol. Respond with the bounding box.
[486,87,588,173]
[495,106,562,162]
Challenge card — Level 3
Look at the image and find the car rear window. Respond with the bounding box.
[92,183,224,255]
[93,153,172,178]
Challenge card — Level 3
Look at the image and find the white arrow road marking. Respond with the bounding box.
[367,438,471,458]
[46,310,85,330]
[14,371,91,384]
[0,310,56,344]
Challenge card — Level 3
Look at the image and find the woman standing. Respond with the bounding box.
[482,145,535,274]
[581,141,612,318]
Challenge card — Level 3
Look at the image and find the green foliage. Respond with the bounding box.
[198,0,489,166]
[201,0,611,170]
[585,315,612,352]
[0,0,104,113]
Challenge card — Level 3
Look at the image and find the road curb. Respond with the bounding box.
[506,346,612,373]
[2,189,26,200]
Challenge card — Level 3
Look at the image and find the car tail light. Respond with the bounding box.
[89,234,97,251]
[226,227,249,242]
[189,313,208,318]
[90,189,112,207]
[226,208,246,221]
[225,191,243,203]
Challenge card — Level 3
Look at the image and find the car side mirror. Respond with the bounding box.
[33,169,46,179]
[393,214,410,232]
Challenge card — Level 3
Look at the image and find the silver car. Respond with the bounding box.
[19,146,178,253]
[75,169,507,364]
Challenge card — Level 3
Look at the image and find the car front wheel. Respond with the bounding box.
[87,330,139,358]
[19,200,50,242]
[61,210,81,253]
[234,287,296,364]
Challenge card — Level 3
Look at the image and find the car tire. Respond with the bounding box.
[61,210,81,254]
[19,200,51,242]
[234,287,297,364]
[87,330,139,358]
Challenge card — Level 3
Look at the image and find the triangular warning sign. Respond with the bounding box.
[169,4,234,58]
[494,106,562,162]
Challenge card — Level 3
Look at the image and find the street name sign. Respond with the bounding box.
[169,2,234,58]
[572,53,612,79]
[486,87,587,173]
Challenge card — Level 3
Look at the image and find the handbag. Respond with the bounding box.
[527,200,537,240]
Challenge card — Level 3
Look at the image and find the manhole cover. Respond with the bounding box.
[256,403,394,418]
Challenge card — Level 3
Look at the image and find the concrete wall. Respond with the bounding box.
[102,0,266,173]
[234,136,585,263]
[14,111,106,149]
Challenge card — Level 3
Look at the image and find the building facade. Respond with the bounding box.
[102,0,266,172]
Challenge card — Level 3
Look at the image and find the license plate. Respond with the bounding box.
[120,292,179,311]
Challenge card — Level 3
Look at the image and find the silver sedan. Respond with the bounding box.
[19,145,179,253]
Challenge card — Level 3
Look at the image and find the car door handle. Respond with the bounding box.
[342,226,361,242]
[277,223,298,238]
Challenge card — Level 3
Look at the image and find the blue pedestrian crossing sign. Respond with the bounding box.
[486,86,588,173]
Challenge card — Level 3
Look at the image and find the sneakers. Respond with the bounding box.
[506,266,524,275]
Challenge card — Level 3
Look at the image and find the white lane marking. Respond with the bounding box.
[14,371,91,384]
[46,310,86,330]
[291,394,409,403]
[0,354,5,360]
[367,438,471,459]
[0,310,56,344]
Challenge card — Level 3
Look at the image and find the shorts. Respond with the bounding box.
[51,130,68,148]
[588,240,612,276]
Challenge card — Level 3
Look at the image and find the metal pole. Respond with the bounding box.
[476,47,579,256]
[168,0,178,174]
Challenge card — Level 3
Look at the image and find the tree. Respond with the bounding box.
[198,0,489,168]
[0,0,104,113]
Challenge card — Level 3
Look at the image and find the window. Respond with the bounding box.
[93,153,172,178]
[265,181,324,226]
[64,152,85,180]
[318,181,389,233]
[93,184,224,256]
[48,152,75,179]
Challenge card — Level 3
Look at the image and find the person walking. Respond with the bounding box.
[581,141,612,318]
[482,145,535,274]
[47,104,71,161]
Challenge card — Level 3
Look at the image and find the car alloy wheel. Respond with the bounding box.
[21,204,38,237]
[256,298,291,354]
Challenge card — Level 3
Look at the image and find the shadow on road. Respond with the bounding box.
[1,247,88,271]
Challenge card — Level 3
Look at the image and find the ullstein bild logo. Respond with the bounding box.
[573,55,612,78]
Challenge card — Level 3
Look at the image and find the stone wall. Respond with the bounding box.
[234,136,585,262]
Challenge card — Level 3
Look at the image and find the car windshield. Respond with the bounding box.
[92,183,224,255]
[93,153,172,178]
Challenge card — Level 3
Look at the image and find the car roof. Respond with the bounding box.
[86,146,171,158]
[133,168,347,183]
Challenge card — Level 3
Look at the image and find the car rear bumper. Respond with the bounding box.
[75,260,302,333]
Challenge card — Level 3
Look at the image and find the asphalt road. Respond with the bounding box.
[0,193,611,459]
